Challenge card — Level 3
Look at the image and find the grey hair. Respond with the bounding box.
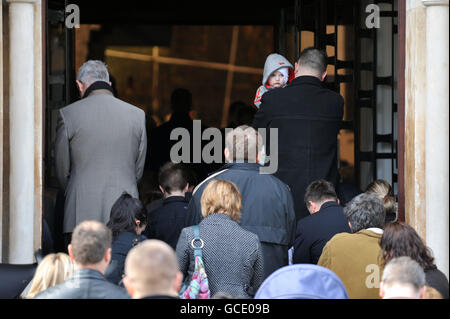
[225,125,263,162]
[71,220,112,265]
[382,256,426,292]
[344,193,385,232]
[77,60,110,86]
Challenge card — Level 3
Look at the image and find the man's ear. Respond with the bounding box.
[320,70,328,82]
[159,185,165,194]
[76,80,86,98]
[173,271,183,293]
[294,62,300,75]
[308,201,320,213]
[104,247,112,264]
[419,286,426,299]
[224,148,231,162]
[68,244,76,261]
[183,183,189,193]
[256,150,263,164]
[122,276,134,298]
[379,282,385,299]
[348,221,353,232]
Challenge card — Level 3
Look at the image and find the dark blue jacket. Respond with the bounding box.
[145,196,189,250]
[105,232,146,285]
[293,201,351,265]
[184,162,296,280]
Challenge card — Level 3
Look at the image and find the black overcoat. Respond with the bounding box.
[253,75,344,221]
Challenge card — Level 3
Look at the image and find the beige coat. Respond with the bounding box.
[55,89,147,233]
[318,229,384,299]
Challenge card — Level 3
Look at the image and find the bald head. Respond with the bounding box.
[225,125,263,163]
[124,240,183,298]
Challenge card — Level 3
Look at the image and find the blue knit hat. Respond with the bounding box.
[254,264,349,299]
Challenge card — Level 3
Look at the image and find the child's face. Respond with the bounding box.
[268,71,286,88]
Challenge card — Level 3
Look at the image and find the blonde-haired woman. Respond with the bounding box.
[365,179,397,224]
[176,179,264,298]
[26,253,74,299]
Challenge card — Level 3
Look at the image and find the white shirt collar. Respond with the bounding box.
[366,227,384,234]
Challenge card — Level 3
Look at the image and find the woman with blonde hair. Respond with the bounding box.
[365,179,397,224]
[176,179,264,298]
[26,253,74,299]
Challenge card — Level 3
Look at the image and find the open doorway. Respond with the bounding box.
[43,0,402,252]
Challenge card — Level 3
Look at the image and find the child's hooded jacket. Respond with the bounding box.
[254,53,295,108]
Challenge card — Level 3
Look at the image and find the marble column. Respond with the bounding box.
[7,0,36,264]
[422,0,449,279]
[405,0,428,245]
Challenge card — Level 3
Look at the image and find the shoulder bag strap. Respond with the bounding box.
[192,225,204,258]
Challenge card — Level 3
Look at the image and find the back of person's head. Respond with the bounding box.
[228,101,247,117]
[171,88,192,114]
[123,240,182,298]
[365,179,397,216]
[255,264,348,299]
[228,101,247,124]
[107,193,147,240]
[158,162,189,195]
[26,253,74,299]
[343,193,385,232]
[380,221,437,271]
[380,256,426,299]
[201,179,242,222]
[184,166,198,191]
[225,125,263,162]
[77,60,109,86]
[70,221,112,266]
[304,179,338,208]
[236,105,256,126]
[297,47,328,77]
[423,286,443,299]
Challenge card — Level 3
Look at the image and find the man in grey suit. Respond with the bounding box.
[55,60,147,246]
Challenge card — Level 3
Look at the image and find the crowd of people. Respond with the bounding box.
[12,47,448,300]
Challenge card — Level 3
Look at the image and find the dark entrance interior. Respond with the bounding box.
[44,0,400,251]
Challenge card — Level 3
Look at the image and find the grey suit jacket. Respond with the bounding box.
[55,89,147,233]
[176,213,264,298]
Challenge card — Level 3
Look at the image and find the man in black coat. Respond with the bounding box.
[292,180,351,265]
[146,88,210,182]
[184,126,296,280]
[252,47,344,221]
